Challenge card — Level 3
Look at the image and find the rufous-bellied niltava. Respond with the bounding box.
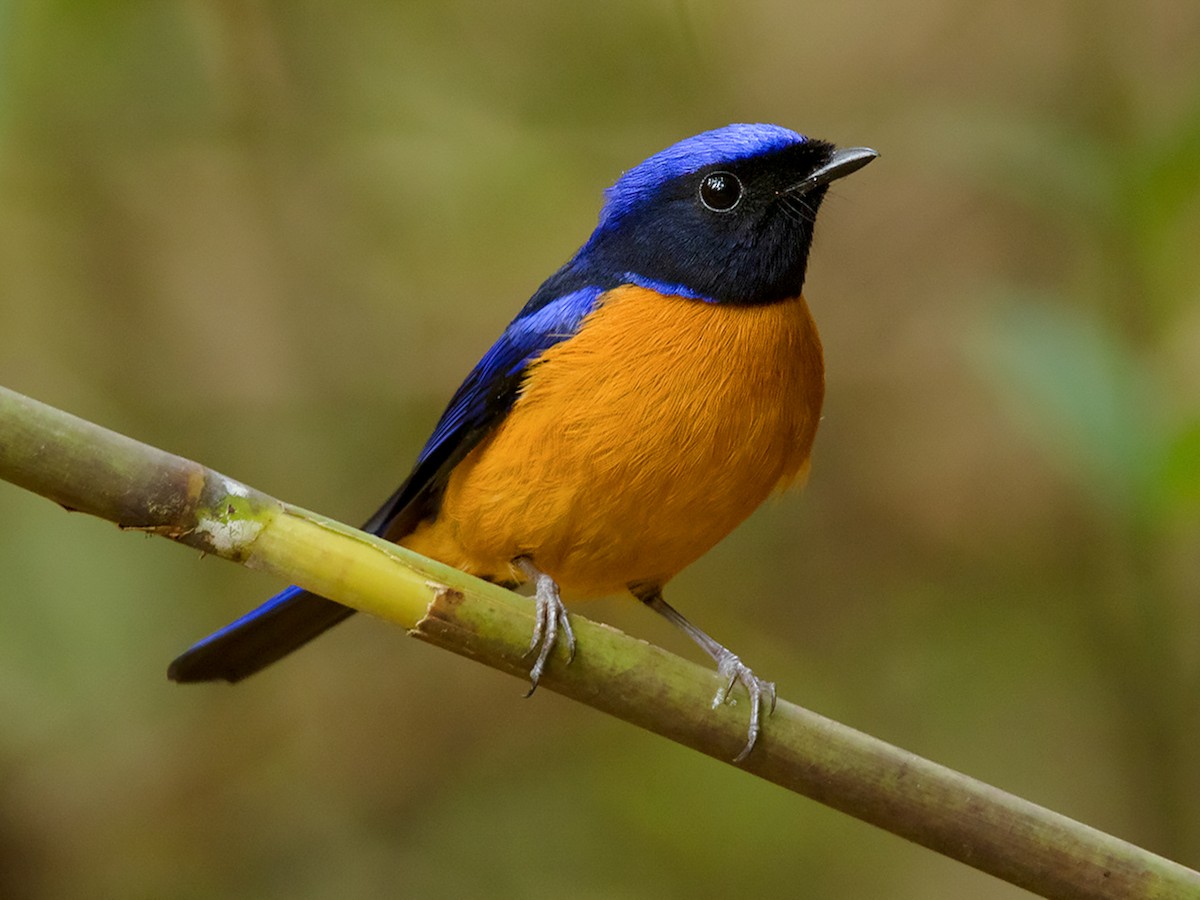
[169,124,877,761]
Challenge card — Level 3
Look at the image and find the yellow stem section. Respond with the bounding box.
[244,505,467,628]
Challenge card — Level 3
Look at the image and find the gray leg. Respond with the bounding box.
[632,584,776,762]
[514,557,576,693]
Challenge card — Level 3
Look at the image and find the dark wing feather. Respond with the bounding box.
[168,285,605,683]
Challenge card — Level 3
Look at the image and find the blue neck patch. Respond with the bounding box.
[619,271,712,302]
[597,124,806,232]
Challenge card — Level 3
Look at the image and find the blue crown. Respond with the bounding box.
[599,124,807,230]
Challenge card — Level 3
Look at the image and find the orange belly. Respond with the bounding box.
[401,284,825,597]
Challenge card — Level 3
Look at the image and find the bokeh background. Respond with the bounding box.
[1,1,1198,897]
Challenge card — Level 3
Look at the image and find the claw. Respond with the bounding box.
[713,650,776,763]
[633,587,777,763]
[516,558,576,694]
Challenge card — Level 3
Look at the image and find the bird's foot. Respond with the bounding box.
[515,558,575,694]
[712,649,777,763]
[632,586,777,763]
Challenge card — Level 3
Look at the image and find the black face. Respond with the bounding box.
[585,139,838,305]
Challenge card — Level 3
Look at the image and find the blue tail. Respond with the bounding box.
[168,469,435,684]
[168,443,441,684]
[167,585,355,683]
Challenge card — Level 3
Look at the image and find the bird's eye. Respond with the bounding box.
[698,171,742,212]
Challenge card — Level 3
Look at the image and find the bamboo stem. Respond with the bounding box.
[1,384,1196,900]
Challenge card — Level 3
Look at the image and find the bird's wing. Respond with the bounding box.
[167,283,605,684]
[365,283,605,540]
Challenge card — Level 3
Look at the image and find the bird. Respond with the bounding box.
[169,123,877,761]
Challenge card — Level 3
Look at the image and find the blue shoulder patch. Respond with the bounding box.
[365,284,606,539]
[415,284,604,469]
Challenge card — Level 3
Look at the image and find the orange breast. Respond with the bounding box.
[401,284,825,597]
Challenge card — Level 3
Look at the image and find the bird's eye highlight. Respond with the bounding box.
[698,171,742,212]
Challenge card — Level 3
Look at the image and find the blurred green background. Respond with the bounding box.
[1,1,1198,897]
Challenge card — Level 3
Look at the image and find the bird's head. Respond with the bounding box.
[578,124,876,305]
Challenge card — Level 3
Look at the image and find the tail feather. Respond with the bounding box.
[168,378,457,683]
[168,478,433,684]
[168,585,355,684]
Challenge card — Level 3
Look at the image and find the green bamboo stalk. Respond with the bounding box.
[1,383,1196,900]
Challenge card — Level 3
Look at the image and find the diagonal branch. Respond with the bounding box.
[0,384,1196,900]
